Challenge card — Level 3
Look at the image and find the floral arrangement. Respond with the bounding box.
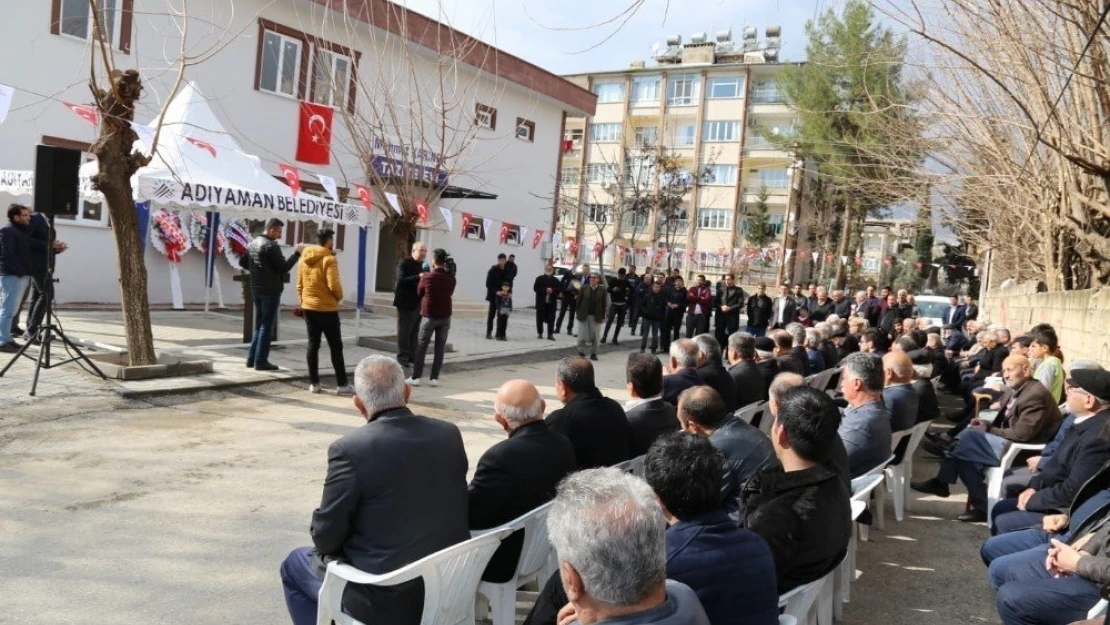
[224,219,252,268]
[189,212,226,257]
[150,209,191,263]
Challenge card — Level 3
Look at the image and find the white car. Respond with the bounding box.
[913,295,950,327]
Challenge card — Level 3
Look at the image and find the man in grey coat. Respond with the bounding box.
[837,352,893,478]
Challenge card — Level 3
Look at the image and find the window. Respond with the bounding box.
[862,258,882,273]
[311,49,352,107]
[502,224,523,246]
[751,81,784,104]
[259,29,305,98]
[670,123,696,147]
[53,0,131,51]
[516,118,536,143]
[706,76,744,99]
[740,212,785,237]
[667,74,700,106]
[560,167,581,185]
[593,82,626,103]
[293,220,347,251]
[750,168,790,189]
[704,164,737,185]
[662,209,690,232]
[621,212,649,231]
[703,121,739,142]
[863,236,883,251]
[697,208,731,230]
[585,164,620,184]
[583,204,611,223]
[466,219,486,240]
[559,203,578,226]
[589,123,621,143]
[633,126,659,146]
[475,103,498,130]
[631,76,661,104]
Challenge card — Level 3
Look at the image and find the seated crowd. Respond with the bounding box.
[278,286,1100,625]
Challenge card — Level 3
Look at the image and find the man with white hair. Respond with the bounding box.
[524,468,711,625]
[693,334,738,411]
[280,356,469,625]
[662,338,705,406]
[469,379,577,582]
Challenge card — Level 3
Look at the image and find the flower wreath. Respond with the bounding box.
[189,212,226,258]
[150,209,192,263]
[224,219,252,268]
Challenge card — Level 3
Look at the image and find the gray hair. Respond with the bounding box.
[495,396,545,428]
[842,352,884,392]
[693,334,722,364]
[814,322,832,342]
[354,356,406,413]
[804,327,822,348]
[770,372,805,402]
[785,322,806,347]
[669,339,699,369]
[547,468,666,606]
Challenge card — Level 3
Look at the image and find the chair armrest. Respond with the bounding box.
[999,443,1046,471]
[326,561,424,587]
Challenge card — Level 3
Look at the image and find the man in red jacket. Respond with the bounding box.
[685,274,712,339]
[407,248,456,388]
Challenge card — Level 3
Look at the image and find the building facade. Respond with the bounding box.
[555,28,812,285]
[0,0,593,307]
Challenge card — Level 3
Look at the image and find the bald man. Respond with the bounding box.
[883,352,919,432]
[913,354,1062,522]
[469,379,577,582]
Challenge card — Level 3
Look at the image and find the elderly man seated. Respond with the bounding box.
[662,339,705,406]
[546,357,631,469]
[883,351,920,433]
[912,355,1062,523]
[280,356,469,625]
[837,352,893,478]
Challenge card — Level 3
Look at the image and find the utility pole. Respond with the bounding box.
[776,158,805,286]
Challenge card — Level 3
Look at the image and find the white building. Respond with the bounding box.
[0,0,594,307]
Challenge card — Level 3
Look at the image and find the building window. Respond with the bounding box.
[633,126,659,146]
[751,81,784,104]
[259,28,305,98]
[53,0,131,51]
[559,202,578,226]
[593,82,626,103]
[670,123,696,147]
[586,164,620,184]
[661,209,690,233]
[667,74,700,106]
[475,103,497,129]
[583,204,611,224]
[704,164,737,185]
[560,167,581,185]
[697,208,731,230]
[621,212,649,231]
[630,76,661,104]
[466,219,486,240]
[706,76,744,99]
[311,48,352,108]
[516,118,536,143]
[862,258,881,273]
[703,121,739,142]
[589,123,621,143]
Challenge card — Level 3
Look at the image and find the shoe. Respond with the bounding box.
[590,354,598,361]
[547,335,556,341]
[612,339,620,346]
[910,478,950,498]
[925,431,944,444]
[922,440,952,458]
[428,379,439,388]
[538,334,543,340]
[578,352,586,358]
[255,362,279,371]
[0,342,19,353]
[957,510,988,523]
[335,385,355,396]
[309,384,322,394]
[601,338,608,344]
[246,361,254,368]
[486,333,493,340]
[405,377,420,387]
[496,336,507,341]
[10,326,23,336]
[651,349,658,355]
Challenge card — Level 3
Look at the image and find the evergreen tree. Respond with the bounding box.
[745,186,775,251]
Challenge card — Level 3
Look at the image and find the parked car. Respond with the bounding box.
[913,295,950,327]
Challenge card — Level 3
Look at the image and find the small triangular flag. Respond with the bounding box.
[439,207,453,231]
[385,192,403,216]
[0,84,12,125]
[482,218,493,236]
[129,121,156,156]
[317,174,339,202]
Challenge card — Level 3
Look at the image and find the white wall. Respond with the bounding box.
[0,0,572,306]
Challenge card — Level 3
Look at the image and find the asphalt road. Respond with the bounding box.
[0,354,1000,624]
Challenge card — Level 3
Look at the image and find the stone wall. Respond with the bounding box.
[984,283,1110,366]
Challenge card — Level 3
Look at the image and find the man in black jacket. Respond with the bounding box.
[601,267,630,346]
[533,264,560,340]
[624,353,680,455]
[485,254,510,339]
[15,207,66,342]
[832,289,852,318]
[727,333,769,409]
[554,264,586,336]
[663,276,687,352]
[663,338,705,406]
[638,280,667,354]
[0,205,32,351]
[715,273,744,345]
[746,283,773,337]
[545,356,631,468]
[754,336,782,394]
[739,385,853,593]
[772,329,807,376]
[694,334,738,411]
[628,273,653,336]
[240,218,304,370]
[280,356,469,625]
[393,241,427,367]
[469,379,577,582]
[990,369,1110,535]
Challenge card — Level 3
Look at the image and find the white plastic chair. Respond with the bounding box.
[615,455,646,478]
[778,577,826,625]
[885,420,933,522]
[735,400,765,425]
[779,616,798,625]
[1088,598,1108,619]
[317,528,512,625]
[474,504,554,625]
[756,404,774,437]
[833,499,870,620]
[851,455,895,537]
[986,442,1047,525]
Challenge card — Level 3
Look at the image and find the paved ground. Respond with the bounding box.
[0,349,1002,624]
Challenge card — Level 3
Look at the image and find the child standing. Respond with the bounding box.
[495,282,513,341]
[1030,328,1064,402]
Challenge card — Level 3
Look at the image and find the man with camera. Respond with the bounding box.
[407,248,456,387]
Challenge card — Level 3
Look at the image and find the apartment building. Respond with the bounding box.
[556,27,812,283]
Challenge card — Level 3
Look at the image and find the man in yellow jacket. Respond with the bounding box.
[297,229,351,395]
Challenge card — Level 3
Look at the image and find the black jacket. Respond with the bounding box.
[792,345,811,376]
[468,420,577,582]
[739,464,853,593]
[393,257,424,309]
[833,299,852,318]
[505,260,518,285]
[662,368,704,406]
[698,361,739,411]
[626,398,681,456]
[608,277,630,306]
[639,290,667,321]
[632,281,653,308]
[240,234,300,294]
[545,388,631,469]
[0,223,31,277]
[712,416,780,519]
[810,298,835,322]
[665,286,688,319]
[25,213,50,272]
[719,286,744,319]
[1026,409,1110,512]
[746,294,773,328]
[756,359,781,394]
[913,378,940,425]
[486,265,510,302]
[777,354,806,377]
[974,345,1009,381]
[879,308,901,336]
[883,384,919,433]
[771,296,797,328]
[557,272,579,299]
[821,344,841,370]
[533,274,560,308]
[729,360,768,409]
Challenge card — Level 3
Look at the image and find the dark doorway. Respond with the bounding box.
[376,226,405,292]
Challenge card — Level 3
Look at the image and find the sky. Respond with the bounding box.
[399,0,816,75]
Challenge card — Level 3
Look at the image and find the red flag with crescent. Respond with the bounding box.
[499,222,512,244]
[593,241,604,257]
[855,256,864,266]
[826,252,834,263]
[532,229,544,249]
[63,102,99,126]
[184,136,217,158]
[296,102,334,165]
[414,199,429,225]
[569,238,579,255]
[352,183,372,210]
[461,212,473,237]
[279,163,300,196]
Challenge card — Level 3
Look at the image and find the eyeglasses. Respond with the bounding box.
[1065,380,1093,398]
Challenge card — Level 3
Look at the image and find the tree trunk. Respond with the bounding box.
[90,69,156,366]
[834,197,854,290]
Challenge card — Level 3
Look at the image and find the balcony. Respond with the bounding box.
[743,134,793,158]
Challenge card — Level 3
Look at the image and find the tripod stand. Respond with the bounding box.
[0,214,106,395]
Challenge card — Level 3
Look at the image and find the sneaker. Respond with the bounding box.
[590,354,598,361]
[537,334,543,340]
[612,339,620,346]
[335,385,355,397]
[308,384,322,394]
[428,379,439,388]
[0,342,19,353]
[547,335,556,341]
[600,338,608,345]
[406,377,421,387]
[255,362,280,371]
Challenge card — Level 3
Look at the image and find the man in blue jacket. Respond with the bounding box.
[0,205,32,351]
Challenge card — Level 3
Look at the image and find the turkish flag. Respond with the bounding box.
[184,136,217,158]
[593,241,603,257]
[532,229,544,249]
[279,163,300,196]
[63,102,99,126]
[569,238,578,255]
[500,222,511,244]
[296,102,333,165]
[414,200,429,225]
[352,183,372,210]
[461,212,472,237]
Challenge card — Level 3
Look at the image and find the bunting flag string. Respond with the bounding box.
[0,84,12,125]
[317,174,339,202]
[278,163,300,197]
[414,199,429,225]
[385,192,403,216]
[439,207,453,231]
